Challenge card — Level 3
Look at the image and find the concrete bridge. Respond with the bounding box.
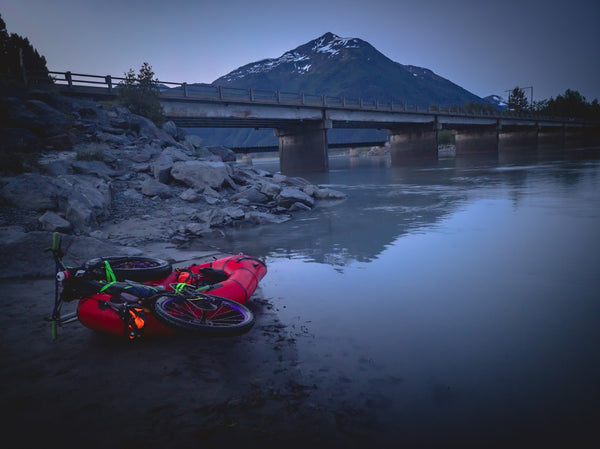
[51,71,600,173]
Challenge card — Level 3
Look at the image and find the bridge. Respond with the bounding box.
[50,71,600,173]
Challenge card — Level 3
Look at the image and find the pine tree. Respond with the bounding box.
[508,87,528,113]
[0,13,49,83]
[117,62,165,125]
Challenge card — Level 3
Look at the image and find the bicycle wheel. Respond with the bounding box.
[153,293,254,336]
[84,256,172,282]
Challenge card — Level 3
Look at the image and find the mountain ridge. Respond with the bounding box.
[186,32,494,147]
[211,32,487,107]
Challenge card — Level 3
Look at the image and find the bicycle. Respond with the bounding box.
[46,233,256,340]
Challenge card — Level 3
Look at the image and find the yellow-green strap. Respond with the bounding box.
[105,261,116,283]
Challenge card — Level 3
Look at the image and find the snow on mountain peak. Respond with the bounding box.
[221,32,360,82]
[312,33,360,56]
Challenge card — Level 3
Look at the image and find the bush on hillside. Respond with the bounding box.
[117,62,165,126]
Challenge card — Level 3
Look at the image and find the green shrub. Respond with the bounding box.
[76,143,106,161]
[117,62,165,126]
[438,129,455,145]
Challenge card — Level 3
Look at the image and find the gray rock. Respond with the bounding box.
[259,181,282,198]
[245,211,291,225]
[272,174,287,184]
[38,211,72,232]
[206,145,236,162]
[162,120,178,138]
[276,187,315,208]
[195,209,228,227]
[288,202,312,212]
[183,134,203,149]
[171,160,234,190]
[127,114,176,145]
[127,143,162,163]
[72,160,117,178]
[24,99,74,137]
[55,175,112,231]
[315,187,347,200]
[153,153,173,184]
[231,186,268,204]
[222,206,245,220]
[184,222,210,236]
[179,188,199,202]
[0,174,58,210]
[141,177,172,198]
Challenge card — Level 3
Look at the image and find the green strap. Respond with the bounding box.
[52,232,60,251]
[100,281,117,293]
[105,261,116,283]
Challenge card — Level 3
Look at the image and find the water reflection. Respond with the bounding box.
[213,148,600,269]
[213,148,600,445]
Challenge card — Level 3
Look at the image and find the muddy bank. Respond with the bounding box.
[0,256,392,449]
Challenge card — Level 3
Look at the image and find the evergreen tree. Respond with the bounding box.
[543,89,597,119]
[117,62,165,125]
[0,13,49,83]
[508,87,528,113]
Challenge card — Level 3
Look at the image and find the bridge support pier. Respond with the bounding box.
[538,126,565,150]
[564,126,589,148]
[275,120,331,174]
[454,125,498,155]
[499,126,538,152]
[388,123,438,164]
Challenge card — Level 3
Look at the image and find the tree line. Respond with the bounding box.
[1,13,165,125]
[508,86,600,119]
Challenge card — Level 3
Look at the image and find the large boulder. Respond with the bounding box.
[153,153,174,184]
[171,160,234,190]
[8,99,74,138]
[205,145,236,162]
[38,211,72,232]
[54,175,112,231]
[276,187,315,209]
[230,186,268,204]
[0,174,59,210]
[141,177,172,198]
[126,114,176,145]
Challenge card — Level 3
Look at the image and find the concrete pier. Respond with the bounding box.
[499,126,538,152]
[538,126,565,150]
[454,126,498,155]
[389,123,438,164]
[276,120,331,174]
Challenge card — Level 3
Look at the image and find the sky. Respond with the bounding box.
[3,0,599,102]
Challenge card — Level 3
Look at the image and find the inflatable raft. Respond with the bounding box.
[76,255,267,338]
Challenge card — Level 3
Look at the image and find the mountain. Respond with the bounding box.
[484,94,508,109]
[187,32,489,147]
[212,32,485,107]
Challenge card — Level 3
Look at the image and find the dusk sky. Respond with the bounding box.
[3,0,599,102]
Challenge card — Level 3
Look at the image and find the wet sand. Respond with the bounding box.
[0,273,371,449]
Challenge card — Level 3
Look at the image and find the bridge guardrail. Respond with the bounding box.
[33,70,597,125]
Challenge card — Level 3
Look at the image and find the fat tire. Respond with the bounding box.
[84,256,172,282]
[153,294,254,336]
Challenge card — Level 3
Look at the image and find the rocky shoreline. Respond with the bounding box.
[0,85,345,277]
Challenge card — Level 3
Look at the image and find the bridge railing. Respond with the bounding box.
[43,70,595,124]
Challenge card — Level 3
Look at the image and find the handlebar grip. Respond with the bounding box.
[52,232,61,251]
[56,271,71,282]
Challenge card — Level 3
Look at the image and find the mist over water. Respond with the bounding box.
[214,149,600,445]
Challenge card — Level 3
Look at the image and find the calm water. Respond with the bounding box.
[219,149,600,445]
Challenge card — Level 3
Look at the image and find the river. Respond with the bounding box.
[212,148,600,445]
